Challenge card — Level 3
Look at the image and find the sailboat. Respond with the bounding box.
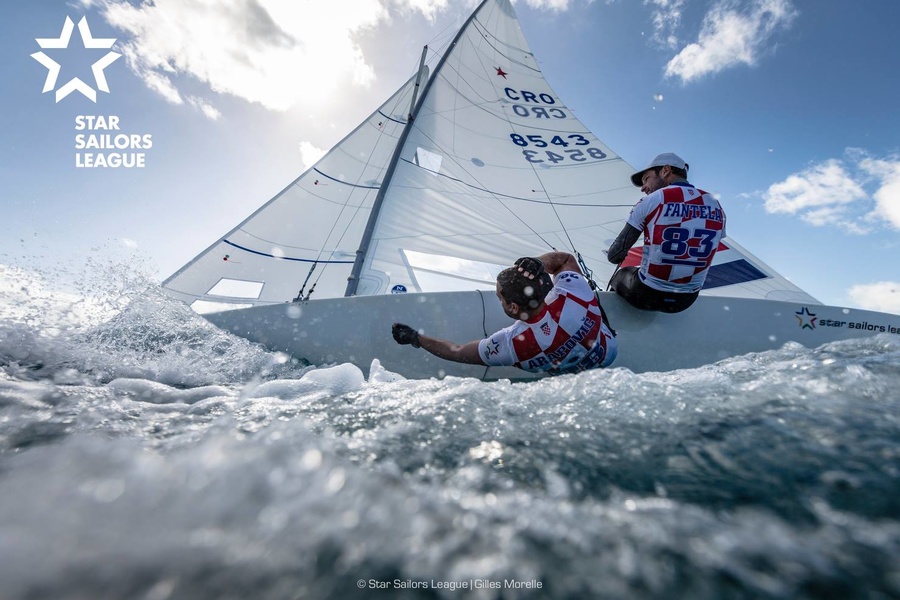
[162,0,899,380]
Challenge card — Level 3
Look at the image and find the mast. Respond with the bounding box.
[344,0,491,297]
[407,45,428,121]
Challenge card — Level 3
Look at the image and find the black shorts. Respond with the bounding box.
[610,267,699,314]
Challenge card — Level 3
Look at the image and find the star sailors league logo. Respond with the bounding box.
[795,307,817,330]
[31,16,121,103]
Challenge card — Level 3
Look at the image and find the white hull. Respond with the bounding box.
[205,292,900,380]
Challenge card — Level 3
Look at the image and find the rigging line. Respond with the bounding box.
[234,228,341,253]
[400,44,592,250]
[529,168,576,251]
[285,189,368,209]
[312,103,408,249]
[489,103,578,255]
[344,0,542,296]
[164,78,420,294]
[457,16,592,259]
[404,130,554,248]
[311,43,466,295]
[320,46,450,269]
[396,157,631,207]
[422,11,459,59]
[306,118,407,184]
[421,18,591,255]
[377,226,560,244]
[420,51,601,139]
[469,19,539,73]
[308,74,422,291]
[472,75,575,254]
[477,289,490,381]
[606,264,621,292]
[326,47,432,213]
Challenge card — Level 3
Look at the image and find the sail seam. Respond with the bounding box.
[312,168,380,190]
[397,157,633,207]
[430,11,578,255]
[234,228,353,253]
[310,79,420,295]
[222,240,354,264]
[344,0,493,296]
[377,110,407,125]
[470,19,538,73]
[161,73,423,296]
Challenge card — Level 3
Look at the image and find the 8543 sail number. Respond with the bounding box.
[510,133,607,164]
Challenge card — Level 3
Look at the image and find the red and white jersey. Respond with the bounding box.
[627,182,726,293]
[477,271,617,374]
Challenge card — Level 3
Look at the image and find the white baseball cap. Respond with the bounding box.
[630,153,688,186]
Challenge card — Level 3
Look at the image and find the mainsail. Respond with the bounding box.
[162,73,423,312]
[163,0,817,314]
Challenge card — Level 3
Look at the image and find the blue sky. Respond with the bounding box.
[2,0,898,314]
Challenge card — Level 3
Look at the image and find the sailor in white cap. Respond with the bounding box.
[606,153,726,313]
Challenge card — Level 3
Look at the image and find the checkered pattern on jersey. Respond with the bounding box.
[636,185,726,293]
[479,272,610,373]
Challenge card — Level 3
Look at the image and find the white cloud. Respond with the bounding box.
[99,0,398,115]
[188,97,222,121]
[645,0,685,49]
[394,0,450,21]
[94,0,588,116]
[299,141,327,169]
[859,157,900,230]
[141,68,183,105]
[763,159,866,227]
[665,0,797,83]
[848,281,900,315]
[523,0,571,10]
[762,151,900,233]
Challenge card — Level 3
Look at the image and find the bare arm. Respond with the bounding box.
[393,322,486,365]
[536,251,581,275]
[607,225,641,264]
[417,335,485,365]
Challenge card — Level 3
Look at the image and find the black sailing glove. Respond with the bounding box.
[392,323,421,348]
[514,256,544,279]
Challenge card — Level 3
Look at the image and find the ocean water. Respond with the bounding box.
[1,258,899,600]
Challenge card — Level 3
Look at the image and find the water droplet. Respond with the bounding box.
[326,468,346,493]
[301,449,322,470]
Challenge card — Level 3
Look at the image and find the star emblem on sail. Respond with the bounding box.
[31,16,121,102]
[795,307,817,330]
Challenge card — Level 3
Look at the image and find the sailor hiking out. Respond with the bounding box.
[392,252,617,375]
[607,153,726,313]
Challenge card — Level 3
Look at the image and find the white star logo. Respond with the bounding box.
[31,16,121,103]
